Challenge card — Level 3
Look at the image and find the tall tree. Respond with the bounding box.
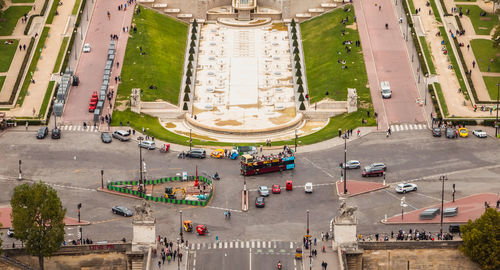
[459,208,500,270]
[11,181,66,270]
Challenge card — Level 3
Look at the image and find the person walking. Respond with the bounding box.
[472,60,476,68]
[158,261,161,269]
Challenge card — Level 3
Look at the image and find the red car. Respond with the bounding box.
[88,101,97,112]
[89,91,99,112]
[272,184,281,194]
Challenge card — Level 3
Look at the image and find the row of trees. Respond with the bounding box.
[290,19,306,111]
[183,19,198,111]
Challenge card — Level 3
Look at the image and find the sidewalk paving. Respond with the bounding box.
[301,238,340,270]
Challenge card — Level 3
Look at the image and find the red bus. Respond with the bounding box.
[240,154,295,176]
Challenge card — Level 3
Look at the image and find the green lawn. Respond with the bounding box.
[52,36,69,73]
[118,7,187,104]
[111,108,376,147]
[46,0,60,24]
[17,27,49,106]
[430,0,442,22]
[0,76,6,92]
[0,39,19,72]
[419,36,437,75]
[440,27,467,96]
[11,0,35,3]
[72,0,82,15]
[457,5,498,35]
[0,6,32,36]
[407,0,416,14]
[434,82,449,116]
[38,80,55,118]
[483,76,500,100]
[454,0,476,2]
[301,5,371,107]
[470,39,500,73]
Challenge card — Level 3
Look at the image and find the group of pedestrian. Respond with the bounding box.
[156,235,183,269]
[321,261,328,269]
[265,138,272,147]
[114,75,121,84]
[18,44,27,51]
[20,13,28,23]
[110,34,119,41]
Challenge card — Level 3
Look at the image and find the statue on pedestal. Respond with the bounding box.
[336,199,357,223]
[133,200,155,222]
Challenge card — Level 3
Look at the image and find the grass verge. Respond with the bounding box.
[0,6,32,36]
[111,109,376,147]
[434,82,449,116]
[430,0,442,22]
[470,39,499,73]
[439,27,467,97]
[11,0,35,3]
[0,76,6,91]
[38,81,55,118]
[301,5,371,107]
[456,5,498,35]
[407,0,416,14]
[118,7,187,104]
[483,76,500,100]
[17,27,50,106]
[45,0,60,24]
[419,36,437,75]
[52,36,69,73]
[72,0,82,15]
[0,39,19,72]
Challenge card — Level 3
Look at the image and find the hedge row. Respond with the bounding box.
[428,84,443,119]
[23,0,50,35]
[452,37,477,102]
[455,16,464,32]
[0,38,35,105]
[60,0,86,73]
[403,0,429,76]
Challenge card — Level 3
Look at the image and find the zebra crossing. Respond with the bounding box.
[189,240,297,251]
[390,123,427,132]
[59,125,100,132]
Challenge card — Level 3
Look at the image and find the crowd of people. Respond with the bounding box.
[358,228,457,242]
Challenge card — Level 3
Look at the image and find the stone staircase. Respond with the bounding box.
[131,259,143,270]
[295,1,340,20]
[0,255,36,270]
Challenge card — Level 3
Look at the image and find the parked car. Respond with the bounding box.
[445,127,457,139]
[449,224,461,234]
[83,43,91,53]
[419,208,440,220]
[380,81,392,99]
[186,149,206,158]
[139,140,156,150]
[443,207,458,217]
[368,163,387,171]
[362,166,385,177]
[88,102,97,112]
[36,126,48,139]
[304,182,313,193]
[272,184,281,194]
[111,206,133,217]
[112,130,130,141]
[101,132,112,143]
[472,129,487,138]
[458,128,468,138]
[395,183,417,193]
[255,197,265,208]
[342,160,361,169]
[51,128,61,139]
[432,127,441,137]
[7,227,14,238]
[258,186,269,197]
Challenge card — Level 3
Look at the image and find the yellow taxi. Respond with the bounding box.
[458,127,468,138]
[211,149,225,158]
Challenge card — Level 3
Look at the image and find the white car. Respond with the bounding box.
[395,183,417,193]
[83,43,91,53]
[472,129,487,138]
[342,160,361,169]
[304,182,313,193]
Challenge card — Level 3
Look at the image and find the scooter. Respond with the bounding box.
[212,172,220,181]
[277,261,282,269]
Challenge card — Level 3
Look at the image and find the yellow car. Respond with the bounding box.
[211,149,225,158]
[458,128,468,138]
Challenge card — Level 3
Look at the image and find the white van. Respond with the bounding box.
[380,81,392,99]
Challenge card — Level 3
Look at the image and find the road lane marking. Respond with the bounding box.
[196,243,200,250]
[256,241,260,248]
[268,241,271,249]
[301,157,335,178]
[246,241,250,248]
[262,241,266,248]
[219,242,222,249]
[290,242,293,249]
[206,206,242,213]
[249,248,252,270]
[224,242,227,249]
[383,189,418,210]
[251,241,255,248]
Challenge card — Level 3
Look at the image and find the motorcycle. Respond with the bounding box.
[212,172,221,181]
[277,261,282,269]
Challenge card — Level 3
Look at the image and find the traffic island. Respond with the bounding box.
[0,207,90,228]
[335,180,389,197]
[101,175,213,206]
[383,193,499,224]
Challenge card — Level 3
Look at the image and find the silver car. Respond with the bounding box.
[343,160,361,169]
[258,186,269,197]
[139,140,156,150]
[395,183,417,193]
[472,130,487,138]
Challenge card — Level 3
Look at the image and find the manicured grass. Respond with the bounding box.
[0,6,32,36]
[301,5,371,106]
[111,108,376,147]
[457,5,498,35]
[0,76,6,91]
[46,0,60,24]
[430,0,442,22]
[52,36,69,73]
[38,80,55,118]
[454,0,476,2]
[434,82,449,116]
[470,39,500,73]
[419,36,437,75]
[118,7,187,104]
[11,0,35,3]
[407,0,416,14]
[17,27,49,106]
[0,39,19,72]
[72,0,82,15]
[439,27,467,96]
[483,76,500,100]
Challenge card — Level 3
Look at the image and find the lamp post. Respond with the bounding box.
[73,29,77,60]
[18,160,22,180]
[295,129,298,152]
[495,83,499,138]
[179,210,184,243]
[405,14,409,42]
[101,169,104,189]
[137,136,144,195]
[189,129,192,151]
[77,203,82,223]
[343,133,347,194]
[306,210,312,270]
[439,175,447,238]
[177,238,180,270]
[424,74,428,106]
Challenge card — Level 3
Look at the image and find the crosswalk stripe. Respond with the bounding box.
[273,242,277,249]
[229,242,233,248]
[414,124,418,129]
[404,124,408,130]
[256,241,260,248]
[417,124,422,129]
[390,125,395,132]
[196,243,200,250]
[224,242,228,249]
[268,241,271,249]
[218,242,222,249]
[246,241,250,248]
[290,242,293,249]
[251,241,255,248]
[409,124,414,130]
[262,241,266,248]
[394,125,399,132]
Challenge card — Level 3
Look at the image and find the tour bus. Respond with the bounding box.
[240,154,295,176]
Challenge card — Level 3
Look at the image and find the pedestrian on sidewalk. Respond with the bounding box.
[173,250,177,260]
[179,252,183,261]
[357,129,360,136]
[19,45,22,51]
[23,44,26,50]
[321,232,324,241]
[25,122,28,130]
[107,11,111,20]
[472,61,476,68]
[117,62,120,68]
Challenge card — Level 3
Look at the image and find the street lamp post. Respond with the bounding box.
[439,175,447,238]
[177,238,180,270]
[306,210,312,270]
[137,136,144,195]
[77,203,82,223]
[495,83,499,138]
[101,169,104,189]
[179,210,184,243]
[18,160,22,180]
[189,129,192,151]
[343,133,347,194]
[405,14,409,42]
[295,129,298,152]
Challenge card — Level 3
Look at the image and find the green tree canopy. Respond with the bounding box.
[296,69,302,77]
[11,181,66,270]
[292,33,297,40]
[294,53,300,61]
[292,39,298,47]
[189,47,195,54]
[298,93,305,101]
[296,76,303,85]
[291,27,297,34]
[492,26,500,48]
[188,54,194,61]
[186,76,191,85]
[191,25,197,34]
[459,208,500,270]
[187,61,193,70]
[291,19,296,27]
[191,33,197,41]
[295,61,301,70]
[193,19,198,27]
[190,40,196,48]
[186,68,192,77]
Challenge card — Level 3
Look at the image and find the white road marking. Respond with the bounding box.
[218,242,222,249]
[246,241,250,248]
[229,241,233,248]
[301,157,334,178]
[268,241,271,249]
[256,241,260,248]
[224,242,227,249]
[383,189,418,210]
[196,243,200,250]
[251,241,255,248]
[290,242,293,249]
[262,241,266,248]
[249,248,252,270]
[409,124,414,130]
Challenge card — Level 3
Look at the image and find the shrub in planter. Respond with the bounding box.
[299,101,306,110]
[298,84,304,93]
[190,40,196,48]
[295,62,301,69]
[294,54,300,61]
[296,76,303,85]
[292,33,297,40]
[186,68,192,77]
[188,61,193,70]
[191,33,197,40]
[188,54,194,61]
[296,69,302,77]
[291,19,296,27]
[299,93,305,101]
[183,93,190,102]
[183,102,188,110]
[186,77,191,85]
[185,84,191,93]
[189,47,195,54]
[293,40,298,47]
[291,27,297,34]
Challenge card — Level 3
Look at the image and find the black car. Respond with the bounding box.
[445,127,456,139]
[111,206,133,217]
[51,128,61,139]
[255,197,265,208]
[7,227,14,238]
[36,126,48,139]
[432,127,441,137]
[449,224,460,234]
[186,149,206,159]
[101,132,112,143]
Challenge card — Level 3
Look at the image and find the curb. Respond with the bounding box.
[334,180,390,197]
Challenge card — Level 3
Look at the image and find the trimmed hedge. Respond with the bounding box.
[74,0,86,27]
[24,0,50,35]
[452,37,474,102]
[455,16,464,32]
[403,0,429,76]
[428,84,443,119]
